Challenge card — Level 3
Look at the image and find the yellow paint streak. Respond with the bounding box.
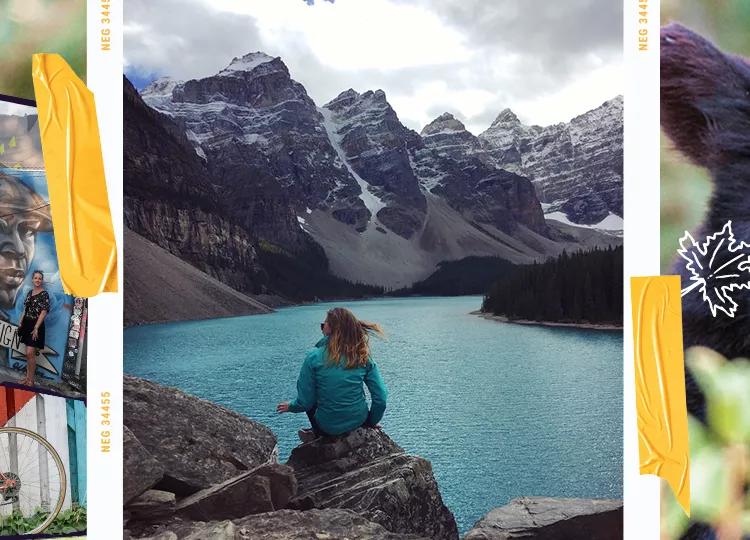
[631,276,690,515]
[31,54,117,296]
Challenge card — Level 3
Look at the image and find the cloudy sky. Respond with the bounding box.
[124,0,622,134]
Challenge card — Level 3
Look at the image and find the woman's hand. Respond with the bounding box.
[276,402,290,413]
[31,328,39,340]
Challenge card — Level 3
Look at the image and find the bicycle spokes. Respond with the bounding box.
[0,428,66,534]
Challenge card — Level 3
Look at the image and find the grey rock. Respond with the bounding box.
[463,497,623,540]
[288,428,458,540]
[416,112,547,235]
[124,228,273,326]
[323,89,426,238]
[128,55,621,292]
[124,76,273,300]
[134,509,427,539]
[177,472,273,521]
[123,426,164,505]
[124,375,277,496]
[175,463,297,521]
[141,56,368,230]
[479,97,623,225]
[560,194,610,226]
[127,490,176,522]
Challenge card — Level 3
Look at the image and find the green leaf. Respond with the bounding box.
[663,481,690,538]
[688,415,711,453]
[690,444,732,522]
[707,361,750,443]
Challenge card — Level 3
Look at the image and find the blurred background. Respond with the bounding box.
[660,0,750,271]
[661,6,750,540]
[0,0,86,100]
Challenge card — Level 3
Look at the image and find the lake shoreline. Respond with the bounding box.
[125,295,623,532]
[471,310,623,331]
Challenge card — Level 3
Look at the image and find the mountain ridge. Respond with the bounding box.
[131,51,621,289]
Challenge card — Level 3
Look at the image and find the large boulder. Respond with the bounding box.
[287,427,458,540]
[128,490,176,522]
[463,497,623,540]
[135,509,428,539]
[176,463,297,521]
[124,426,164,504]
[124,375,277,495]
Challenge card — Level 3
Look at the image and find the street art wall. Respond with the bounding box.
[0,96,86,385]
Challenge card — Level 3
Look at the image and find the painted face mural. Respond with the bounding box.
[0,175,52,310]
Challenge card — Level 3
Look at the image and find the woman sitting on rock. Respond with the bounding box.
[277,307,388,442]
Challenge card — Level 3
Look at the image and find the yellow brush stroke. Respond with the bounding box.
[631,276,690,515]
[31,53,117,297]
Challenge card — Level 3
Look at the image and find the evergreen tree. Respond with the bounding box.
[482,246,623,324]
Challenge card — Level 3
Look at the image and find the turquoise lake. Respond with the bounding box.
[124,296,623,533]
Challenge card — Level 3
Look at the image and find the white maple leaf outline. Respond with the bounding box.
[677,220,750,318]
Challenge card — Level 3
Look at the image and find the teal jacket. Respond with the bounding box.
[288,337,388,435]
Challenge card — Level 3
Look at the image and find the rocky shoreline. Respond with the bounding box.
[471,310,623,331]
[123,375,623,539]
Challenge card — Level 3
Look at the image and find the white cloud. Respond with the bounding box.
[389,81,498,133]
[512,62,624,127]
[124,0,622,132]
[210,0,471,71]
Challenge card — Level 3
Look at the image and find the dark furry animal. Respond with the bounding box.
[661,23,750,540]
[661,23,750,415]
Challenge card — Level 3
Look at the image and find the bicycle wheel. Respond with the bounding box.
[0,427,66,535]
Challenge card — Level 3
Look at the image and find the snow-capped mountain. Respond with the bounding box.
[478,97,623,226]
[134,52,621,288]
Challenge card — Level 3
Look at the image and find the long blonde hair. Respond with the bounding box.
[325,307,384,368]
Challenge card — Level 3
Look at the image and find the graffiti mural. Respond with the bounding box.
[0,96,81,384]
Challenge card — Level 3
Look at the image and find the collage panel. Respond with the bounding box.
[123,0,624,538]
[0,384,86,537]
[0,96,88,399]
[660,1,750,539]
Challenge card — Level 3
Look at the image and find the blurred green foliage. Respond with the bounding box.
[660,0,750,272]
[0,0,86,100]
[662,348,750,539]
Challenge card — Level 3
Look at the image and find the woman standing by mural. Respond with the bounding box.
[17,270,50,386]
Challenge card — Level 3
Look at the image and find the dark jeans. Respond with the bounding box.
[306,407,331,437]
[306,407,372,438]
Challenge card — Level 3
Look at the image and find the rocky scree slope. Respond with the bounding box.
[125,74,380,312]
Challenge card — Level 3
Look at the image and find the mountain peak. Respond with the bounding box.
[219,52,278,76]
[324,88,361,110]
[421,112,467,136]
[361,89,388,103]
[490,108,520,127]
[141,76,182,98]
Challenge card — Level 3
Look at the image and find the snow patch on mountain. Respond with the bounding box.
[219,52,275,77]
[319,106,386,222]
[141,76,183,111]
[545,210,623,233]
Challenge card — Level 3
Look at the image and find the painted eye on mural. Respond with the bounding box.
[17,220,39,239]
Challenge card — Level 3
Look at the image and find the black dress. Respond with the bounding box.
[18,290,50,349]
